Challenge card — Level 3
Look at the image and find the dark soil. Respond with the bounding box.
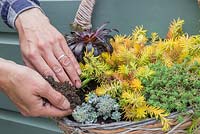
[44,76,116,124]
[44,76,82,109]
[44,76,99,109]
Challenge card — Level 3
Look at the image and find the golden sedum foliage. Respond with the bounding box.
[80,18,200,131]
[109,20,200,68]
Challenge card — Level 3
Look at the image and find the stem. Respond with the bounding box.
[82,77,94,88]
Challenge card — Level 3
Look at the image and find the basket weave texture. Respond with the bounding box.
[57,110,198,134]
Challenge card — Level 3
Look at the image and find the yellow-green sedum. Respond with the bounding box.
[72,18,200,131]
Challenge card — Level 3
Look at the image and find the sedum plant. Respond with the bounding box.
[166,18,184,39]
[72,103,97,124]
[96,94,121,120]
[79,51,111,87]
[72,93,121,123]
[69,18,200,131]
[142,61,200,113]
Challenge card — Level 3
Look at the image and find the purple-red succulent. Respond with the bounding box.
[65,23,118,62]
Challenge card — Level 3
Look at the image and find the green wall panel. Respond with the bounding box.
[93,0,200,36]
[0,108,61,134]
[1,0,200,35]
[0,44,21,64]
[0,0,81,33]
[0,120,60,134]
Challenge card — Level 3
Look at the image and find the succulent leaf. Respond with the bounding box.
[66,23,116,62]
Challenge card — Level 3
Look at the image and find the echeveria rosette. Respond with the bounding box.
[65,23,118,62]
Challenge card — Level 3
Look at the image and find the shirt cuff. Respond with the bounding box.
[1,0,42,29]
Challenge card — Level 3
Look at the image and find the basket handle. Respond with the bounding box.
[74,0,200,29]
[74,0,96,30]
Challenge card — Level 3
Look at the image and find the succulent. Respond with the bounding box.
[87,92,99,105]
[65,23,117,62]
[95,94,120,119]
[68,18,200,132]
[72,93,121,123]
[111,111,121,121]
[72,103,97,124]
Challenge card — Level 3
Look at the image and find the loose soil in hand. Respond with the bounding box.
[44,76,82,109]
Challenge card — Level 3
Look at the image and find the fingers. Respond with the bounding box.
[25,53,58,82]
[22,55,35,69]
[39,84,70,110]
[59,56,81,88]
[22,102,72,117]
[36,81,72,117]
[42,49,71,84]
[60,38,82,75]
[40,104,72,117]
[19,18,81,87]
[53,43,81,88]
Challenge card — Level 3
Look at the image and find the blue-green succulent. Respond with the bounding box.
[72,93,121,124]
[72,103,97,124]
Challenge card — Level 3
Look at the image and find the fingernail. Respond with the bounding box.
[62,99,70,110]
[77,69,82,75]
[75,80,82,88]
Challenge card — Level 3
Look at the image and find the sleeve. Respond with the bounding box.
[0,0,42,28]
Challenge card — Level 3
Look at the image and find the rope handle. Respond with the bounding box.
[74,0,200,30]
[74,0,96,30]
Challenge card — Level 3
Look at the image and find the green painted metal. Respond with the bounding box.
[0,108,62,134]
[1,0,200,36]
[93,0,200,36]
[0,0,81,33]
[0,0,200,133]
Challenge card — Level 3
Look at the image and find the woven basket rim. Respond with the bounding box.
[59,109,194,129]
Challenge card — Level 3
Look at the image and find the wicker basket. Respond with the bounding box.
[56,0,200,133]
[56,109,198,134]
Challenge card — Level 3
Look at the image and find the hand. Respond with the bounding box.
[0,60,71,117]
[15,8,81,88]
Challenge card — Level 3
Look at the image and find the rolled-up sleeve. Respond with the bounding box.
[0,0,41,28]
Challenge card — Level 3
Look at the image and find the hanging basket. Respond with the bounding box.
[54,0,200,133]
[56,110,198,134]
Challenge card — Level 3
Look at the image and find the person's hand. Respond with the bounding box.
[0,60,71,117]
[15,8,81,88]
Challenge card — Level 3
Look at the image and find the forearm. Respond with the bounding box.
[0,59,8,91]
[0,0,42,28]
[0,58,16,91]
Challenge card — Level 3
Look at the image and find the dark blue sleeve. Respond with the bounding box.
[0,0,42,28]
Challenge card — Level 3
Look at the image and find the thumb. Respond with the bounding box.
[40,104,72,117]
[40,86,70,110]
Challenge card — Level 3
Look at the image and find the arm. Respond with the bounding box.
[0,58,72,117]
[1,0,82,88]
[0,0,41,28]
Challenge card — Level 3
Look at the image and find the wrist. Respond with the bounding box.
[0,59,16,91]
[15,8,49,30]
[1,0,42,28]
[0,60,8,91]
